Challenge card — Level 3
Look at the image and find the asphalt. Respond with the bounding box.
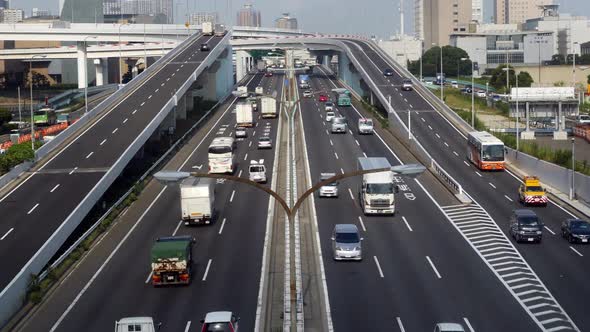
[345,39,589,330]
[0,34,223,292]
[299,69,538,331]
[16,72,283,331]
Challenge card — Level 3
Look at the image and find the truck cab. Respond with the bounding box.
[151,236,194,286]
[518,176,547,206]
[249,159,267,183]
[358,157,398,215]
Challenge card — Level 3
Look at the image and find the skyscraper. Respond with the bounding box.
[189,12,219,25]
[103,0,173,23]
[472,0,483,22]
[494,0,553,24]
[417,0,472,47]
[275,13,297,30]
[59,0,104,23]
[236,4,261,27]
[0,1,9,9]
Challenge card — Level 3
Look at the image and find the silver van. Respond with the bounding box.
[331,116,348,134]
[332,224,363,261]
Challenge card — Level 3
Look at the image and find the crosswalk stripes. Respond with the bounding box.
[440,203,579,332]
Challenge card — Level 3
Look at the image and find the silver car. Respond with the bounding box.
[319,173,339,197]
[332,224,363,261]
[324,102,334,111]
[235,127,247,138]
[434,323,465,332]
[325,111,335,122]
[257,136,272,149]
[331,116,348,133]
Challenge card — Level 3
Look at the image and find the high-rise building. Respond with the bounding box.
[0,9,23,23]
[189,12,218,25]
[275,13,297,30]
[472,0,483,22]
[414,0,424,40]
[32,8,51,17]
[102,0,173,23]
[59,0,104,23]
[236,4,261,27]
[417,0,472,47]
[494,0,553,24]
[0,0,9,9]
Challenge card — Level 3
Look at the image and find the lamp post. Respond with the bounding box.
[419,41,423,82]
[29,54,46,151]
[118,23,130,87]
[432,43,444,101]
[83,36,97,113]
[461,57,475,128]
[570,137,575,200]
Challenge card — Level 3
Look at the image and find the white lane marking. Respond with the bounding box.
[570,246,584,257]
[49,186,168,331]
[396,317,406,332]
[463,318,475,332]
[341,168,345,174]
[489,183,496,189]
[475,172,482,177]
[69,167,78,175]
[244,153,248,161]
[230,190,236,202]
[172,219,182,236]
[155,88,159,93]
[85,152,94,159]
[132,109,138,115]
[202,259,212,281]
[148,95,152,99]
[453,151,459,157]
[238,170,243,177]
[172,72,175,76]
[161,83,165,87]
[504,195,513,202]
[409,104,414,108]
[402,216,413,232]
[329,139,333,146]
[421,117,425,122]
[123,118,128,124]
[544,226,556,235]
[436,133,441,138]
[428,125,433,130]
[144,271,153,284]
[249,141,252,147]
[253,130,256,136]
[325,129,329,135]
[27,203,39,215]
[219,218,227,235]
[100,139,107,146]
[463,161,470,167]
[112,128,118,134]
[348,188,355,200]
[348,129,353,135]
[1,228,14,240]
[426,256,442,279]
[166,77,170,81]
[444,142,449,147]
[358,216,366,232]
[50,184,60,193]
[184,321,192,332]
[140,102,145,106]
[363,152,368,158]
[176,68,180,72]
[355,140,360,146]
[334,152,339,159]
[373,256,384,278]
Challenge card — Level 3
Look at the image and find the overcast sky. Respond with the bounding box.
[13,0,590,38]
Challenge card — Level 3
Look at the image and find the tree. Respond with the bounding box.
[517,71,534,87]
[489,64,516,93]
[587,74,590,85]
[0,108,11,126]
[408,45,472,78]
[23,70,50,88]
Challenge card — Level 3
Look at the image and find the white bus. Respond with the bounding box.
[208,137,236,174]
[466,131,505,171]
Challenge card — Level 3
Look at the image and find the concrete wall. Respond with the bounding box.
[337,52,363,98]
[515,65,588,88]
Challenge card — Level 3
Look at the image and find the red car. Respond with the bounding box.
[264,71,273,77]
[319,94,328,102]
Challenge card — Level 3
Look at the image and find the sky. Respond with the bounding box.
[12,0,590,39]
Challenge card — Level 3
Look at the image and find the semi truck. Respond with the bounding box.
[180,177,215,225]
[357,157,397,215]
[260,96,277,118]
[150,236,194,286]
[257,60,266,72]
[236,86,248,98]
[236,102,254,127]
[214,23,225,36]
[202,22,214,36]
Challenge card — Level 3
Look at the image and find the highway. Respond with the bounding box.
[16,72,283,332]
[299,68,542,331]
[0,33,223,293]
[343,39,586,330]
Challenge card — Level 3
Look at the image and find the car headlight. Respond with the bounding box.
[518,230,526,234]
[536,231,543,235]
[573,234,581,238]
[335,246,343,251]
[354,246,361,251]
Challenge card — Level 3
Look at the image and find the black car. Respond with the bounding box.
[509,209,543,243]
[200,43,210,51]
[383,68,394,76]
[561,219,590,244]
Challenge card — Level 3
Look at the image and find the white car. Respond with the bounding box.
[257,136,272,149]
[451,81,459,88]
[303,90,313,98]
[358,118,374,134]
[235,127,247,138]
[324,102,334,111]
[576,114,590,124]
[200,311,240,332]
[325,111,335,122]
[476,91,487,98]
[319,173,339,197]
[249,160,267,183]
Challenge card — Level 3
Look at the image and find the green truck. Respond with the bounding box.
[150,236,194,286]
[332,88,351,107]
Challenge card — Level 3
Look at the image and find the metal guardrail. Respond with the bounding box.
[431,159,464,196]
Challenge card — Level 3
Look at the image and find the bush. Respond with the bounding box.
[0,141,42,174]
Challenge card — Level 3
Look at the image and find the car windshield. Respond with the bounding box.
[526,186,543,192]
[403,80,412,84]
[204,322,231,332]
[482,144,504,161]
[580,115,590,121]
[572,221,590,230]
[519,216,539,226]
[259,137,270,142]
[237,127,246,132]
[333,118,347,124]
[208,146,232,154]
[335,232,359,243]
[360,119,373,126]
[366,183,394,194]
[250,166,265,172]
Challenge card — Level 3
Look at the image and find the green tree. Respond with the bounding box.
[408,45,472,78]
[517,71,534,87]
[587,74,590,84]
[0,108,11,126]
[489,64,516,93]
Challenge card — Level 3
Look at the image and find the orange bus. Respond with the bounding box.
[467,131,505,170]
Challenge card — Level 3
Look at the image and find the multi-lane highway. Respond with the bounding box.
[0,33,224,294]
[16,72,283,331]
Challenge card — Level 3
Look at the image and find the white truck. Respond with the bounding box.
[236,102,254,127]
[180,178,215,225]
[260,96,277,118]
[202,22,214,36]
[358,157,397,215]
[235,86,248,98]
[214,23,225,36]
[115,317,160,332]
[358,118,374,134]
[249,159,267,183]
[255,86,264,95]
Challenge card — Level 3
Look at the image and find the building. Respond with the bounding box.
[0,0,8,9]
[581,41,590,56]
[189,12,218,25]
[378,35,423,69]
[236,4,261,27]
[275,13,297,30]
[59,0,104,23]
[0,9,23,24]
[32,8,51,18]
[494,0,553,24]
[417,0,472,47]
[472,0,483,23]
[414,0,424,40]
[102,0,173,23]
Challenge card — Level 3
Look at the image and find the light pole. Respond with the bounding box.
[118,23,130,87]
[419,41,423,82]
[461,57,475,128]
[506,47,509,93]
[29,54,46,151]
[433,43,444,101]
[17,86,21,123]
[83,36,97,113]
[570,137,575,200]
[515,70,519,152]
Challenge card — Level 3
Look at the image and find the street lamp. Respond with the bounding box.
[83,36,97,113]
[570,137,575,200]
[29,54,46,151]
[118,23,130,87]
[433,43,443,102]
[461,57,475,128]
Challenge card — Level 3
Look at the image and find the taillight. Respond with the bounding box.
[179,273,190,281]
[152,274,161,283]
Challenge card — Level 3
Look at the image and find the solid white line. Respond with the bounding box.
[396,317,406,332]
[140,102,145,106]
[69,167,78,175]
[219,218,226,235]
[570,246,584,257]
[132,109,137,115]
[426,256,442,279]
[463,161,470,166]
[85,152,94,159]
[244,153,248,161]
[148,95,152,99]
[184,321,192,332]
[144,271,153,284]
[358,216,366,232]
[330,139,333,146]
[341,168,345,174]
[27,203,39,215]
[355,140,360,146]
[238,170,242,177]
[544,226,556,235]
[453,151,459,157]
[123,118,128,124]
[373,256,384,278]
[363,152,368,158]
[202,259,212,281]
[172,219,182,236]
[489,183,496,189]
[504,195,513,202]
[475,172,482,177]
[463,317,475,332]
[50,184,60,193]
[112,128,118,134]
[444,142,449,147]
[348,188,355,200]
[334,152,339,159]
[230,190,236,202]
[99,139,107,146]
[0,228,14,240]
[402,216,413,232]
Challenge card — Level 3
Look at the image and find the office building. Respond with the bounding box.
[236,4,261,27]
[32,8,51,18]
[275,13,297,30]
[0,1,8,9]
[103,0,173,23]
[494,0,553,24]
[378,35,423,69]
[189,12,218,25]
[414,0,424,40]
[472,0,483,23]
[0,9,23,24]
[417,0,472,47]
[59,0,104,23]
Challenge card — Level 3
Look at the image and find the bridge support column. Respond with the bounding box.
[554,100,567,140]
[521,101,535,140]
[77,41,88,89]
[235,50,250,83]
[94,59,107,86]
[176,93,187,120]
[337,52,364,98]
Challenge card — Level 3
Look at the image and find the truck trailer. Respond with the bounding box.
[357,157,397,215]
[180,177,215,225]
[151,236,194,286]
[236,102,254,127]
[202,22,213,36]
[260,96,277,118]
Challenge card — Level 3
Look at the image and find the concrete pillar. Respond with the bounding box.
[94,59,104,86]
[554,100,568,140]
[235,50,249,83]
[102,58,109,84]
[77,41,88,89]
[176,93,187,120]
[521,101,535,139]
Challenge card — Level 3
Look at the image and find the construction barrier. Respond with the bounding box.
[0,123,69,151]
